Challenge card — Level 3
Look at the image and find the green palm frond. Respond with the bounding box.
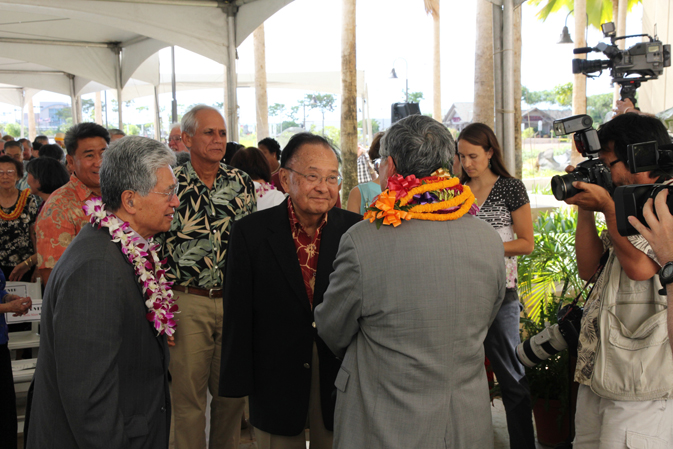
[531,0,642,31]
[518,209,587,322]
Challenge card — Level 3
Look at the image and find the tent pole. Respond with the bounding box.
[95,92,103,125]
[171,46,178,125]
[28,96,36,141]
[226,5,239,142]
[503,0,515,174]
[20,89,25,138]
[115,46,123,130]
[154,85,161,141]
[69,74,79,125]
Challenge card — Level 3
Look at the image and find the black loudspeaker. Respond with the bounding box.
[391,102,421,124]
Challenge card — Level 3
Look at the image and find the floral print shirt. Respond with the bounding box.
[0,189,38,268]
[287,200,327,307]
[156,162,256,289]
[36,175,95,270]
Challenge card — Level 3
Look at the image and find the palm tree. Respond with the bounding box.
[424,0,441,121]
[473,0,494,128]
[254,23,269,140]
[530,0,640,30]
[341,0,358,204]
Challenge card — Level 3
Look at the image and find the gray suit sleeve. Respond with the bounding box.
[52,258,129,449]
[315,233,363,359]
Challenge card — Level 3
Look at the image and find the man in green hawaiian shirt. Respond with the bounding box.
[156,105,256,449]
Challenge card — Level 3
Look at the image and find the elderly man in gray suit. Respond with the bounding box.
[315,115,506,449]
[27,136,179,449]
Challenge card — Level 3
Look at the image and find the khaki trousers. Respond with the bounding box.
[574,384,673,448]
[254,343,333,449]
[169,292,245,449]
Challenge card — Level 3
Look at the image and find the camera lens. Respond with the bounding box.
[551,174,579,201]
[516,324,569,368]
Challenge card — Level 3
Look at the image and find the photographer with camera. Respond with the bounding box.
[563,113,673,448]
[628,189,673,356]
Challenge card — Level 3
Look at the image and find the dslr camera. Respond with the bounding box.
[573,21,671,103]
[550,114,612,201]
[613,140,673,236]
[516,302,583,368]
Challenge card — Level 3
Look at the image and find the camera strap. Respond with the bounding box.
[561,250,610,319]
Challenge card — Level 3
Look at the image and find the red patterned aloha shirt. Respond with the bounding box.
[36,175,96,270]
[287,200,327,307]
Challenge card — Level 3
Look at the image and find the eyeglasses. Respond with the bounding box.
[168,136,182,142]
[150,184,179,199]
[285,167,342,186]
[0,170,16,177]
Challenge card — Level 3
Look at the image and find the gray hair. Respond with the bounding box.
[181,105,225,137]
[101,136,177,211]
[170,122,181,132]
[380,115,455,178]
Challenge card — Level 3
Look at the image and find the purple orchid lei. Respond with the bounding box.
[83,197,178,336]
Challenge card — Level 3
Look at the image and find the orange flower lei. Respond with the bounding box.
[364,169,478,228]
[0,189,31,221]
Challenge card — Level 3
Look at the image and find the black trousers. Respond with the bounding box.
[0,343,18,449]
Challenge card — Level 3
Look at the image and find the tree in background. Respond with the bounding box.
[522,83,572,107]
[587,92,614,125]
[473,0,494,128]
[306,93,337,136]
[4,123,22,137]
[82,99,95,121]
[530,0,640,30]
[407,91,424,104]
[358,119,380,135]
[424,0,441,121]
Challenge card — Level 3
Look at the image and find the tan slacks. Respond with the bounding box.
[254,343,333,449]
[169,292,245,449]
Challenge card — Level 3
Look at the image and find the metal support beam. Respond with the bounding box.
[114,46,123,130]
[226,5,239,142]
[154,85,162,141]
[171,46,178,124]
[502,0,515,174]
[20,89,25,138]
[68,74,80,125]
[0,37,119,48]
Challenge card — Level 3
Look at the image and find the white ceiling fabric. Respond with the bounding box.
[0,0,294,98]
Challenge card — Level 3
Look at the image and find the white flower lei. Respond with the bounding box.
[83,197,178,336]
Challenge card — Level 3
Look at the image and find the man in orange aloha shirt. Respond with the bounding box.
[35,123,109,286]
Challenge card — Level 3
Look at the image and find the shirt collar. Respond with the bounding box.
[183,161,227,187]
[71,174,96,202]
[287,199,328,234]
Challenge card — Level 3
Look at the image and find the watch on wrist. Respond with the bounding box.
[659,261,673,294]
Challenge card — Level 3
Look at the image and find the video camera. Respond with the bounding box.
[572,22,670,103]
[550,114,612,201]
[613,141,673,236]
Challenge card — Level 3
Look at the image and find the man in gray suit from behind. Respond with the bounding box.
[27,137,179,449]
[315,115,506,449]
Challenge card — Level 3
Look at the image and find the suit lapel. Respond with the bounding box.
[267,201,312,313]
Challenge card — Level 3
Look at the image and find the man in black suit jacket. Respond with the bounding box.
[219,133,361,449]
[28,137,180,449]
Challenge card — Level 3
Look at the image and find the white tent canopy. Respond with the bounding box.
[0,0,294,138]
[119,69,367,101]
